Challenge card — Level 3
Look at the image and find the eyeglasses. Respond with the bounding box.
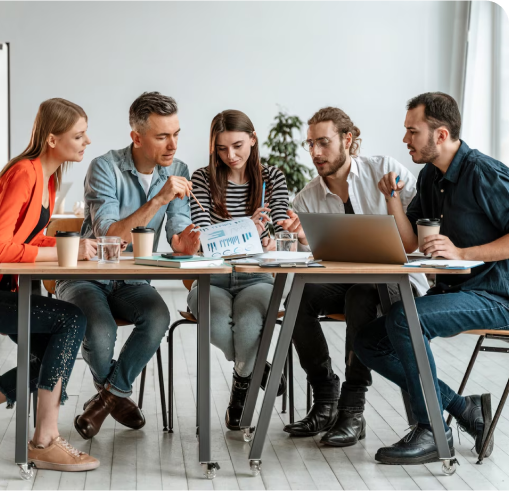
[301,133,340,152]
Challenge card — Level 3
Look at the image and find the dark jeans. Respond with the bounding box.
[354,290,509,425]
[56,280,171,398]
[0,291,87,405]
[289,282,399,410]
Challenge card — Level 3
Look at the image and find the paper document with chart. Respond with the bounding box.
[199,218,263,258]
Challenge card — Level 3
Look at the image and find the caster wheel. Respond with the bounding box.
[243,426,255,442]
[19,463,34,480]
[202,462,220,480]
[442,459,457,476]
[250,459,262,476]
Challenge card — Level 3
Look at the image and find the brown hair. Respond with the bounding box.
[208,110,263,219]
[0,98,87,190]
[407,92,461,141]
[308,107,362,156]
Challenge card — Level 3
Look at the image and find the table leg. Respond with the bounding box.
[16,275,32,467]
[249,275,305,462]
[196,275,211,464]
[398,275,451,459]
[240,273,287,430]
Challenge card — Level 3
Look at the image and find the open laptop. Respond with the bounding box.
[298,213,408,264]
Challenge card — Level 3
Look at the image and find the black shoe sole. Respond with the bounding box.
[375,447,455,465]
[74,415,94,440]
[478,393,494,457]
[321,428,366,447]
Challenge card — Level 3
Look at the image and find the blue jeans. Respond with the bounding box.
[354,290,509,425]
[0,291,86,405]
[56,280,170,398]
[187,272,274,377]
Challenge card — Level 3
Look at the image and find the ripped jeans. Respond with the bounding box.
[0,291,87,406]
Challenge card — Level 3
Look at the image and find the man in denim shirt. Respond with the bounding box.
[57,92,201,439]
[356,92,508,464]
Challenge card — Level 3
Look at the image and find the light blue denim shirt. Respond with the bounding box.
[80,144,192,284]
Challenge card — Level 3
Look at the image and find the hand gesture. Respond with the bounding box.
[261,236,276,251]
[378,172,405,200]
[276,210,307,245]
[251,207,271,236]
[157,176,193,205]
[172,224,201,255]
[422,234,464,259]
[78,239,97,261]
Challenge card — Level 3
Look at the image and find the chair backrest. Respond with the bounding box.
[43,218,85,295]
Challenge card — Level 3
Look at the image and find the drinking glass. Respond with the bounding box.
[97,236,122,264]
[276,231,298,252]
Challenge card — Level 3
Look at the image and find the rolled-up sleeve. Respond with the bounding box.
[165,166,192,243]
[85,158,120,238]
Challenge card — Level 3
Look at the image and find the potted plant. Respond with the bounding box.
[261,109,314,199]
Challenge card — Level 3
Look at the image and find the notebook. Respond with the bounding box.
[404,259,485,270]
[135,255,224,269]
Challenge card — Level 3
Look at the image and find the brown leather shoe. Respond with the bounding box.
[83,392,145,431]
[75,389,119,440]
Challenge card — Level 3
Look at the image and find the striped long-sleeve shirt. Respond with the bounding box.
[190,165,289,240]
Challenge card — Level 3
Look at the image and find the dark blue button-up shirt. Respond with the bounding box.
[406,140,509,304]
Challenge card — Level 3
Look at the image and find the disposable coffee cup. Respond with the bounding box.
[55,231,80,267]
[416,218,441,254]
[131,227,155,258]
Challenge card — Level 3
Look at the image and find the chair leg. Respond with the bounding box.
[477,377,509,464]
[288,343,295,424]
[281,352,288,413]
[446,335,485,426]
[156,347,168,432]
[138,366,147,409]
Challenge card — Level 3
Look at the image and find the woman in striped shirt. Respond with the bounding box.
[188,110,289,431]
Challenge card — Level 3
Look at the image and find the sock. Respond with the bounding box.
[446,393,467,419]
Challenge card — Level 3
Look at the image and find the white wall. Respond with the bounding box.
[0,1,463,212]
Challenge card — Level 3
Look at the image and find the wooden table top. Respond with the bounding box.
[233,261,470,275]
[0,260,232,276]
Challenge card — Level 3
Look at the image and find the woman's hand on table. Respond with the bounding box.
[79,239,97,261]
[261,236,276,251]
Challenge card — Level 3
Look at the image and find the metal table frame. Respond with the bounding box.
[240,272,455,474]
[13,272,218,478]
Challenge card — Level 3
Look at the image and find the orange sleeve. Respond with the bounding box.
[0,168,39,263]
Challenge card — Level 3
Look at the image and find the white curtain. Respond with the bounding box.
[462,1,509,164]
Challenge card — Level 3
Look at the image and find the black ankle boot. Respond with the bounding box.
[283,402,338,436]
[320,409,366,447]
[260,362,287,397]
[225,371,250,431]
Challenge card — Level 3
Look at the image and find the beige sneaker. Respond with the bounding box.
[28,436,100,472]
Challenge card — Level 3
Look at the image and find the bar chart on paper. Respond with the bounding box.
[200,218,263,257]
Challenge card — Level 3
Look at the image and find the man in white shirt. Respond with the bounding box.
[277,107,428,447]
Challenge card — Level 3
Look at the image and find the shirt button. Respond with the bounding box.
[441,214,443,218]
[441,189,444,193]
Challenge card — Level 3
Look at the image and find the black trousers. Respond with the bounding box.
[289,282,399,411]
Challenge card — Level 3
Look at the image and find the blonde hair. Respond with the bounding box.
[0,98,87,190]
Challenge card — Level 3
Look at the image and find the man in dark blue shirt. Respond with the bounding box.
[355,92,509,465]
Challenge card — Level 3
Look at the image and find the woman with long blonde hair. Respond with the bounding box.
[0,98,99,472]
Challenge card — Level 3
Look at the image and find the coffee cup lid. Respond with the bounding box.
[131,227,155,233]
[55,231,80,237]
[416,218,441,227]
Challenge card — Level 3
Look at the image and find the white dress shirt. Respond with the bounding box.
[293,154,429,296]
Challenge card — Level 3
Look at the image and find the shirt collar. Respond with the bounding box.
[118,144,171,180]
[318,156,358,196]
[443,140,470,183]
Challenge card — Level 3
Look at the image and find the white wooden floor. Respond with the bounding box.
[2,284,509,490]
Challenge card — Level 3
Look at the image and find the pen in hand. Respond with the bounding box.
[391,175,400,198]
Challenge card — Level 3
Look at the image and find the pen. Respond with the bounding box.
[190,191,206,212]
[261,182,266,207]
[391,175,400,198]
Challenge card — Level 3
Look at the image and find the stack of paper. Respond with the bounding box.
[404,259,484,270]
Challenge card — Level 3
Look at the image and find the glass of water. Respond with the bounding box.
[97,236,122,264]
[276,231,298,252]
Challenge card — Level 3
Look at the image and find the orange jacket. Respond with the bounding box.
[0,158,56,275]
